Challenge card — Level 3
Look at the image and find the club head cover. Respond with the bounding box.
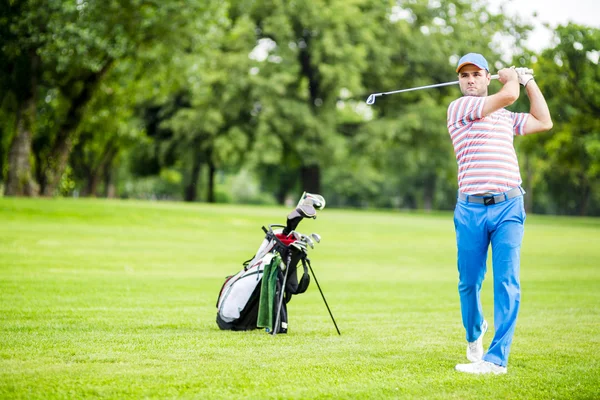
[296,204,317,218]
[282,205,316,234]
[297,192,326,210]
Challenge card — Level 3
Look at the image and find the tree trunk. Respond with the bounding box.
[5,51,39,197]
[41,136,74,196]
[298,33,324,198]
[86,172,101,198]
[184,151,202,202]
[104,166,117,198]
[423,175,436,211]
[41,61,113,196]
[300,165,321,194]
[207,160,216,203]
[579,175,589,216]
[5,99,39,196]
[275,170,298,205]
[85,144,117,197]
[102,154,118,199]
[276,185,287,205]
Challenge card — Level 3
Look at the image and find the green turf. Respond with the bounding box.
[1,198,599,399]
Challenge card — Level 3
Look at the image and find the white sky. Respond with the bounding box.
[497,0,600,51]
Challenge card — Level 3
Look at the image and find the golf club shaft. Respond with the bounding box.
[366,74,500,105]
[306,259,341,335]
[272,256,291,335]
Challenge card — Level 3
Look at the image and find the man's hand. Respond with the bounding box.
[481,67,520,116]
[498,67,519,85]
[515,67,535,87]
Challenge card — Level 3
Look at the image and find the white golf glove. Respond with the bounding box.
[515,67,535,87]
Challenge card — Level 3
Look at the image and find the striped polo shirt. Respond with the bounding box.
[447,96,529,195]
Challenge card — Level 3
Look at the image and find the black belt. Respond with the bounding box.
[458,187,525,206]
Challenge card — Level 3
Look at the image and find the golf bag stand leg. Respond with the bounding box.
[305,258,341,335]
[272,254,291,336]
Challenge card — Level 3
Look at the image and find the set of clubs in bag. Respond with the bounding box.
[285,230,321,253]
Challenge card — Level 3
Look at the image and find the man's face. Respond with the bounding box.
[458,64,491,97]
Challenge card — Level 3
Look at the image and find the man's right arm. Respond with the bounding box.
[521,79,553,134]
[481,68,520,117]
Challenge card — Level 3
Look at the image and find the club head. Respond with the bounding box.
[311,233,321,243]
[287,231,301,241]
[366,94,377,105]
[301,235,314,249]
[290,241,307,253]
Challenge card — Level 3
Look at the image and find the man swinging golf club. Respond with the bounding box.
[448,53,552,374]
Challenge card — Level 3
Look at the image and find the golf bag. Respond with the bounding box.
[215,228,311,334]
[216,192,340,335]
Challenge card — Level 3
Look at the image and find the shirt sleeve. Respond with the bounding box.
[447,96,485,129]
[511,112,530,135]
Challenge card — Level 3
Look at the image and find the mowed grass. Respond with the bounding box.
[0,197,599,399]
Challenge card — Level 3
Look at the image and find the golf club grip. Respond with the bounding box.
[491,68,534,80]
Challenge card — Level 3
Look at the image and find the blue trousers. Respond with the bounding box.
[453,194,526,367]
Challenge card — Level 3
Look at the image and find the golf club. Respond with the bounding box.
[366,70,532,105]
[272,255,292,336]
[287,231,302,241]
[302,236,315,249]
[301,235,314,249]
[290,241,307,252]
[311,233,321,243]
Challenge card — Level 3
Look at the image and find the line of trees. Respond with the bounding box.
[1,0,599,215]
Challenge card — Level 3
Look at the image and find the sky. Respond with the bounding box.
[497,0,600,51]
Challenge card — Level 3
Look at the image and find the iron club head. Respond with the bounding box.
[366,94,377,105]
[311,233,321,243]
[287,231,302,241]
[301,235,314,249]
[290,241,307,253]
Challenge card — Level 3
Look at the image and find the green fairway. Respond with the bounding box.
[1,198,599,399]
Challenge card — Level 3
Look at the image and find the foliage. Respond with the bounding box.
[1,1,600,215]
[1,0,224,194]
[517,24,600,215]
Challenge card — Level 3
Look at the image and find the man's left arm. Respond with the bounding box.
[517,70,553,134]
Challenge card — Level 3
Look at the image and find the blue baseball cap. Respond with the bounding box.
[456,53,489,73]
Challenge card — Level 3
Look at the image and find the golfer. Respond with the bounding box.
[447,53,552,374]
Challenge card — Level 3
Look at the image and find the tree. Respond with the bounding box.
[518,24,600,215]
[132,8,256,202]
[325,0,533,209]
[67,65,145,197]
[1,0,222,196]
[231,0,397,200]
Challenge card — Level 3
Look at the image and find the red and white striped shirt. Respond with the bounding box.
[447,96,529,195]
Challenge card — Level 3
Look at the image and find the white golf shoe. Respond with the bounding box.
[455,360,507,375]
[466,320,488,362]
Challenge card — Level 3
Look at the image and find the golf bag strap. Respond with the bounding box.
[295,257,310,294]
[242,257,253,268]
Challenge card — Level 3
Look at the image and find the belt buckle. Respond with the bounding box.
[483,196,495,206]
